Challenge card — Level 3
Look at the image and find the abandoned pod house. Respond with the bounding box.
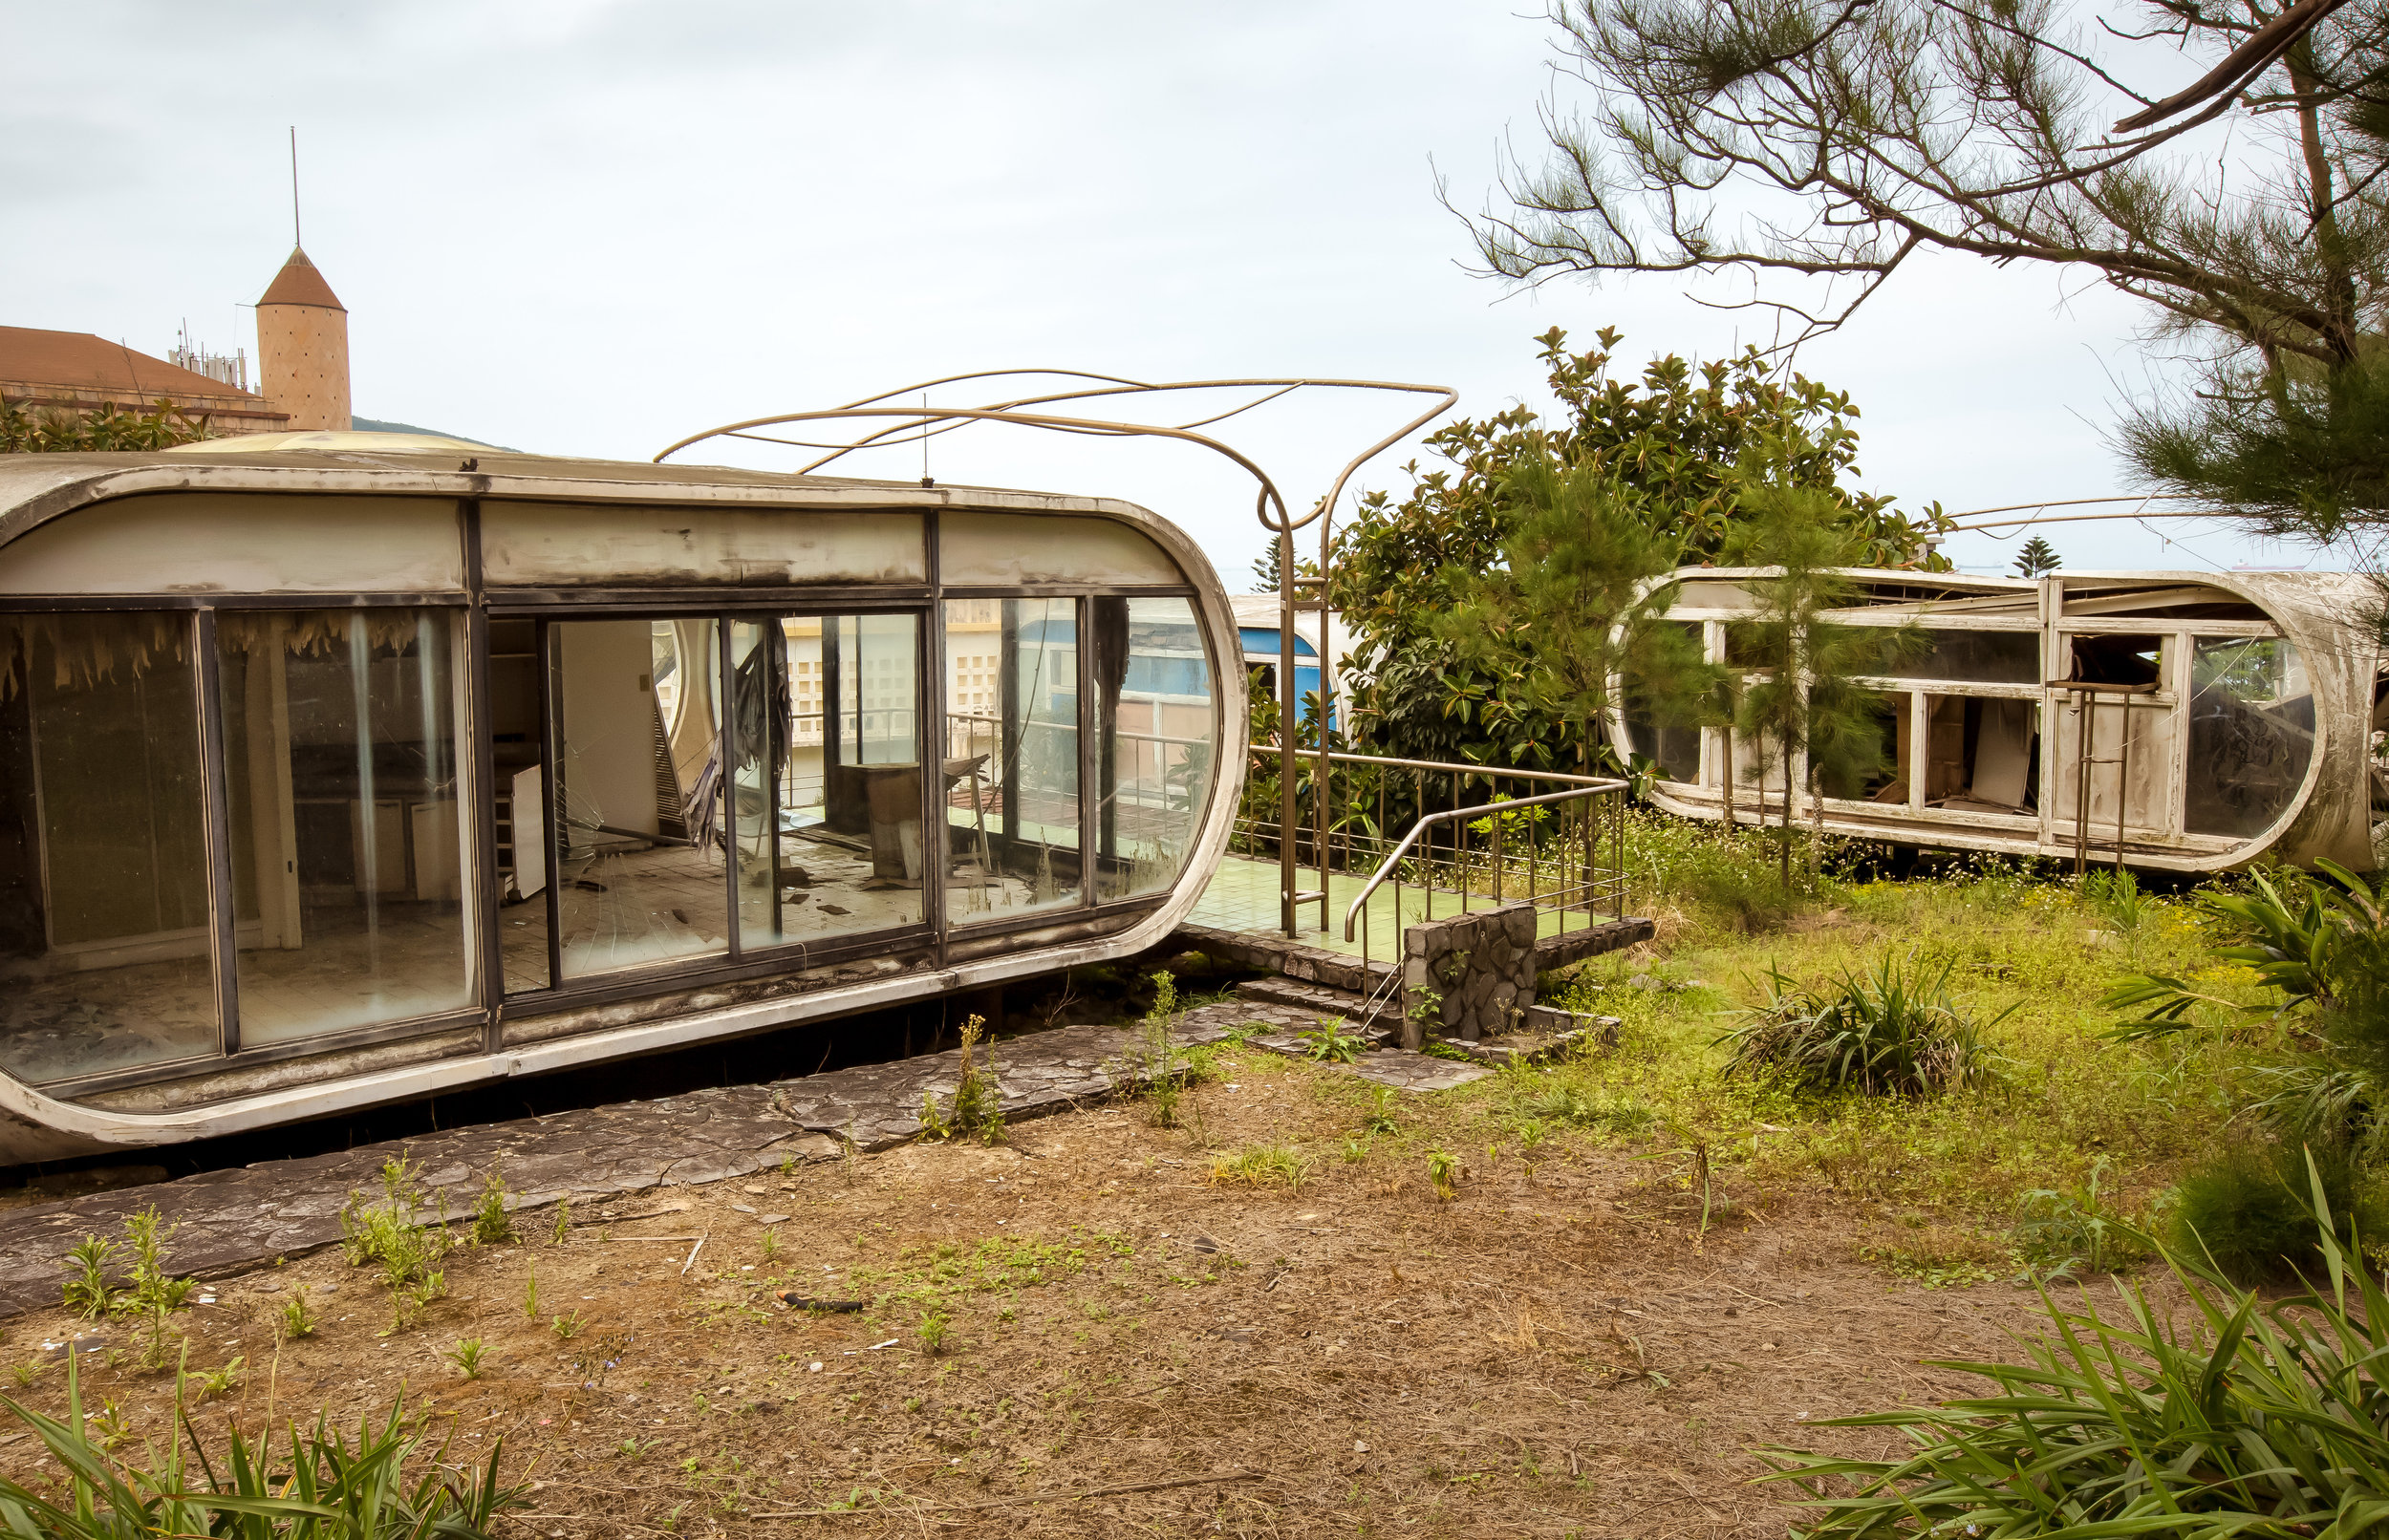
[1615,567,2381,873]
[0,433,1241,1164]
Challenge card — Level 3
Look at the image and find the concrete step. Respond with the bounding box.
[1232,975,1397,1025]
[1173,923,1398,995]
[1435,1010,1622,1068]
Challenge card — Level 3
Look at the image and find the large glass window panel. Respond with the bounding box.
[945,599,1081,921]
[0,614,218,1084]
[218,610,473,1044]
[1883,629,2040,684]
[742,613,925,946]
[1626,621,1703,784]
[554,618,728,978]
[1092,596,1214,901]
[2186,636,2314,837]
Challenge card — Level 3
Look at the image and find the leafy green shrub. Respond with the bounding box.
[1761,1162,2389,1536]
[1721,952,2002,1095]
[2170,1141,2388,1281]
[2012,1155,2146,1281]
[0,1355,524,1538]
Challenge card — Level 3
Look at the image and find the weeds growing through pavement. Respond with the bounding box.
[337,1153,453,1334]
[923,1015,1004,1145]
[472,1167,516,1246]
[61,1206,195,1324]
[120,1207,193,1316]
[62,1236,114,1320]
[1299,1016,1367,1063]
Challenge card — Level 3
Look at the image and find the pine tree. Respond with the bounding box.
[1429,450,1715,776]
[2013,536,2062,578]
[1724,483,1923,886]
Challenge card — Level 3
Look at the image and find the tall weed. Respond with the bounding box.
[0,1353,524,1538]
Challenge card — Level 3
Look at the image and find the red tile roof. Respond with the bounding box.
[0,326,264,404]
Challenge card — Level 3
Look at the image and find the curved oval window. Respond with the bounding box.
[2185,636,2314,837]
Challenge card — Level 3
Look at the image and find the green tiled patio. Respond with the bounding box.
[1188,852,1615,960]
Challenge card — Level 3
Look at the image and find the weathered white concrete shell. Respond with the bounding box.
[1610,567,2379,873]
[0,438,1245,1165]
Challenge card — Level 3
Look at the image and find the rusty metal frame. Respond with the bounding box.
[656,372,1459,940]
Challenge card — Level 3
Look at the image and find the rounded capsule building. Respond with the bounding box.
[0,434,1244,1164]
[1612,567,2380,873]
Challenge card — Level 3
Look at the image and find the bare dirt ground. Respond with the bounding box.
[2,1045,2082,1538]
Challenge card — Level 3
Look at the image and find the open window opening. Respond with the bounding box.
[1919,695,2038,815]
[736,612,929,948]
[2067,633,2163,687]
[1819,691,1910,802]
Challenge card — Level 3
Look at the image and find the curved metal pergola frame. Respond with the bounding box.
[656,371,1460,938]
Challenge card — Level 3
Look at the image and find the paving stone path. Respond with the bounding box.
[0,998,1486,1316]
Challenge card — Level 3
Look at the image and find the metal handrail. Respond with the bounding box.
[1248,743,1619,787]
[1343,781,1625,941]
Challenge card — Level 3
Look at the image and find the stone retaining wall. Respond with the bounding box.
[1400,902,1538,1050]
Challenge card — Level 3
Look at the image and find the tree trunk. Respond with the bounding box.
[1779,757,1792,888]
[1809,763,1826,881]
[1721,726,1736,832]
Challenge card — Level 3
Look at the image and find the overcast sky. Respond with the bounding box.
[4,0,2326,582]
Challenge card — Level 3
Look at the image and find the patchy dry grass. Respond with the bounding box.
[0,845,2282,1536]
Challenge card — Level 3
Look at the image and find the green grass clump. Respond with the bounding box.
[1210,1141,1309,1193]
[1720,952,2003,1096]
[2170,1141,2388,1281]
[1762,1167,2389,1535]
